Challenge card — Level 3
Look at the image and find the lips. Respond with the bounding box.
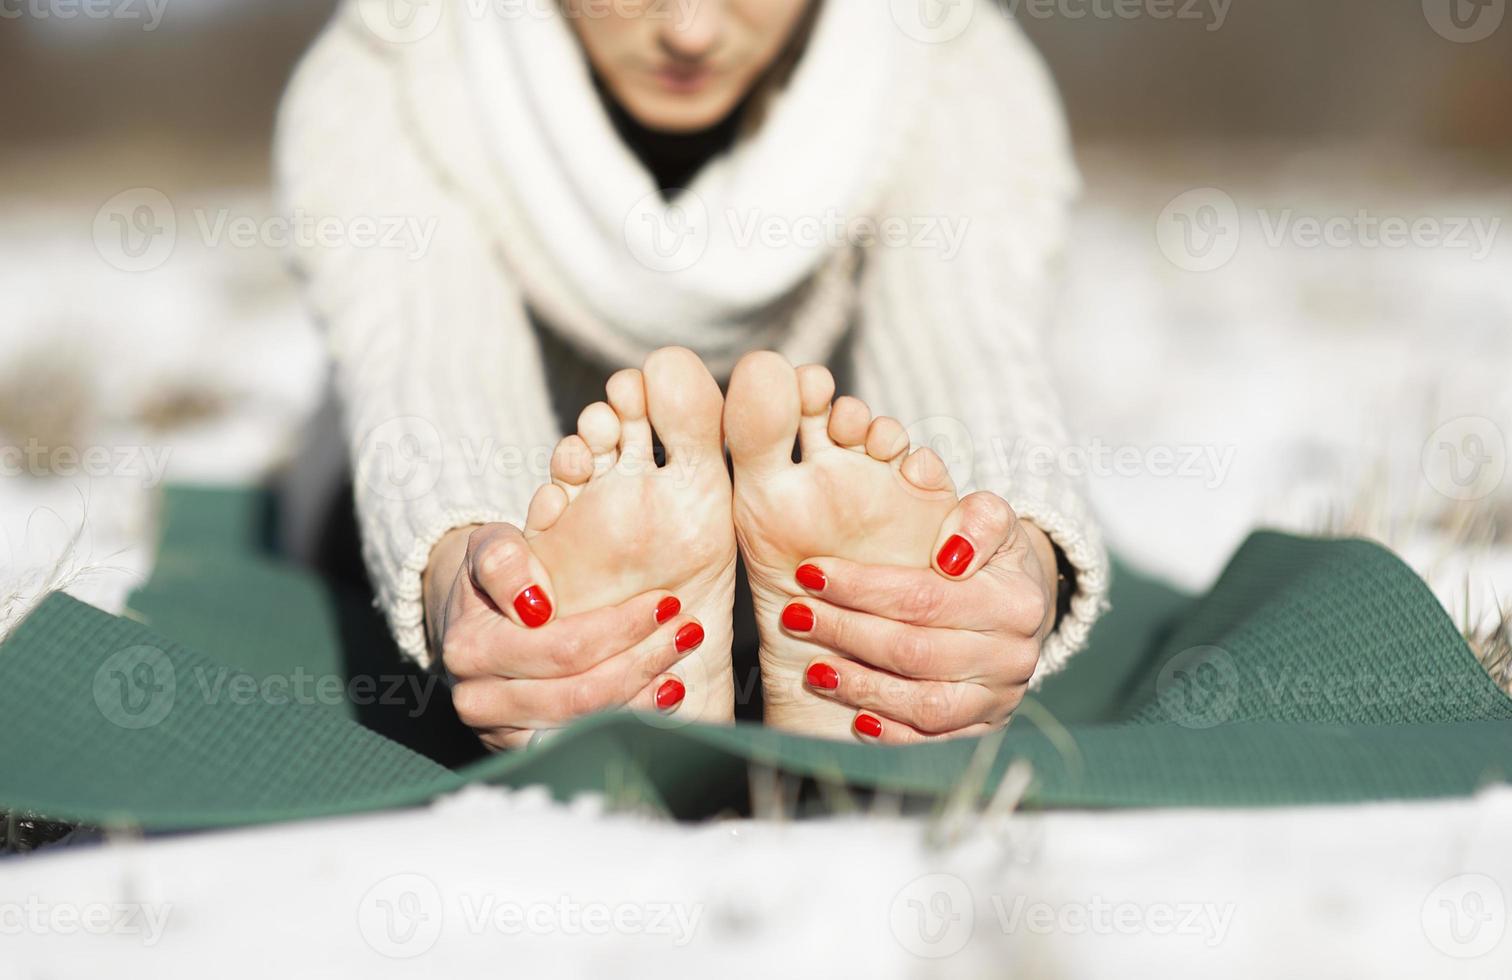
[653,62,715,94]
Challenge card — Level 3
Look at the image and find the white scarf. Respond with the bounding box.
[449,0,926,353]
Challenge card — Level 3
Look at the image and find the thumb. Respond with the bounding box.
[464,523,559,629]
[930,491,1018,580]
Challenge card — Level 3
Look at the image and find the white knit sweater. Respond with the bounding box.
[275,0,1109,682]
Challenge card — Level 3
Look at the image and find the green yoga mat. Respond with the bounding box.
[1,487,1509,830]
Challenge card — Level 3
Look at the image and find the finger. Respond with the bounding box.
[778,598,992,681]
[476,726,534,753]
[462,615,706,728]
[627,672,689,715]
[802,658,1006,732]
[464,524,558,629]
[931,491,1019,580]
[446,588,680,681]
[789,558,989,630]
[850,710,999,745]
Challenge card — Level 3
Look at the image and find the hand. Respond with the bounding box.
[423,524,701,751]
[783,492,1059,743]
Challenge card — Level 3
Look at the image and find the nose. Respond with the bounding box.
[659,0,723,61]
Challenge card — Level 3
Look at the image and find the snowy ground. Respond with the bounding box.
[2,143,1509,974]
[4,784,1510,977]
[1051,144,1512,636]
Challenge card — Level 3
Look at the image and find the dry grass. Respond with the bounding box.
[1467,598,1512,696]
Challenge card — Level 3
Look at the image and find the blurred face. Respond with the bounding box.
[564,0,813,133]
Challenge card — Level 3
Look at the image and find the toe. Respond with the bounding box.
[795,364,836,457]
[643,346,725,470]
[525,483,569,533]
[577,402,621,476]
[827,396,871,450]
[725,350,801,474]
[865,416,911,463]
[900,446,956,495]
[606,368,654,471]
[551,434,594,496]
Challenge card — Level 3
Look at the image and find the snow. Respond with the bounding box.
[4,783,1509,976]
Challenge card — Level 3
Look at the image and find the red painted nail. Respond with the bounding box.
[674,622,704,653]
[855,713,883,739]
[806,662,839,691]
[514,585,552,628]
[781,603,815,633]
[655,678,686,711]
[655,596,681,625]
[936,535,975,577]
[795,564,827,592]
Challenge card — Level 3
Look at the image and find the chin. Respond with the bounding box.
[619,87,741,134]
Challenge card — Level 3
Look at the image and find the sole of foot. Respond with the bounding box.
[524,347,738,724]
[725,350,959,739]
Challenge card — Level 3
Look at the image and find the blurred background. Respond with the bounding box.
[2,0,1510,663]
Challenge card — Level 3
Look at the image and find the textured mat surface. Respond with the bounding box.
[1,488,1508,829]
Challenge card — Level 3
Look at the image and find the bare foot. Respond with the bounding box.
[725,351,958,738]
[524,347,738,723]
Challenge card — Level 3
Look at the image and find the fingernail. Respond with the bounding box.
[781,603,815,633]
[936,535,975,577]
[655,678,686,711]
[514,585,552,628]
[655,595,682,625]
[855,713,883,739]
[806,662,838,691]
[795,563,827,592]
[674,622,705,653]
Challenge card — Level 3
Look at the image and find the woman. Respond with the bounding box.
[276,0,1107,750]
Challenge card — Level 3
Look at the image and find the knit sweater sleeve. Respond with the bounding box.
[275,23,562,667]
[851,13,1109,686]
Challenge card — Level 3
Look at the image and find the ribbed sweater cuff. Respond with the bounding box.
[1001,492,1111,689]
